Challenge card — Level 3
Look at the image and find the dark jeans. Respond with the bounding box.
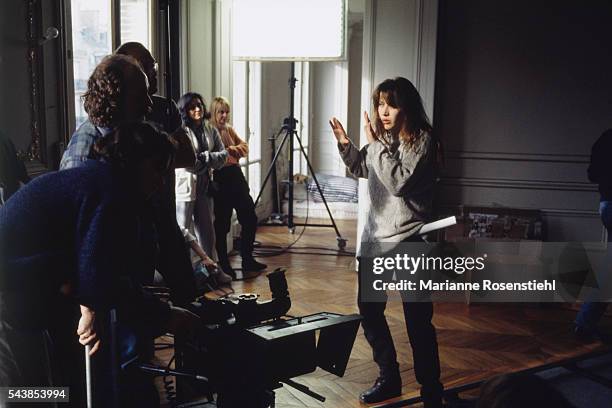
[576,200,612,330]
[213,166,258,265]
[357,237,443,400]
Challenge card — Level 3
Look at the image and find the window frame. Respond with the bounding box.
[65,0,157,137]
[233,60,263,199]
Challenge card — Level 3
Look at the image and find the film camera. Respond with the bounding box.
[144,268,361,407]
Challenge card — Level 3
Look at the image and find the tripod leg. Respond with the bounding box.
[254,129,291,207]
[293,133,346,245]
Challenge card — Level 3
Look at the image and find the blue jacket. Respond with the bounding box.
[0,160,170,331]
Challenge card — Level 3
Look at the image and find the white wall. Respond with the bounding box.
[183,0,214,101]
[346,19,364,148]
[183,0,233,105]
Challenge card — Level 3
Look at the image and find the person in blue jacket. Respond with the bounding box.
[0,122,200,406]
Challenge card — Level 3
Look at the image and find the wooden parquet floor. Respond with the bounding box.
[158,218,611,407]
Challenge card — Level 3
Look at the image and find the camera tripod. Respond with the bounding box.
[254,63,347,250]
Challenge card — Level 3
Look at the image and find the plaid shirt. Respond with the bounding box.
[60,120,112,170]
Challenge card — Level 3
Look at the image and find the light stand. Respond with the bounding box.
[254,62,347,250]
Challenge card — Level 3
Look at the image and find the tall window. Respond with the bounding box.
[231,61,310,203]
[70,0,152,128]
[70,1,112,127]
[232,61,262,199]
[120,0,152,48]
[292,62,310,176]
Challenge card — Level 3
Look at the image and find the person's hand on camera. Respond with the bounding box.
[165,306,201,337]
[329,117,351,146]
[363,111,377,144]
[77,305,101,356]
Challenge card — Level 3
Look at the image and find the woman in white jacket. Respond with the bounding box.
[175,92,231,283]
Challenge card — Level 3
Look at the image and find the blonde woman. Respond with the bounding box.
[210,96,266,277]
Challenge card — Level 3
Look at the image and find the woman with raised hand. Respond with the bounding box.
[330,77,444,407]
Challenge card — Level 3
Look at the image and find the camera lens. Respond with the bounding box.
[268,269,288,299]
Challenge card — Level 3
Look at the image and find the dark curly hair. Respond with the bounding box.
[177,92,211,126]
[92,121,176,173]
[83,54,141,128]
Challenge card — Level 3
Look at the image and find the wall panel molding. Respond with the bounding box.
[439,176,596,192]
[446,150,589,164]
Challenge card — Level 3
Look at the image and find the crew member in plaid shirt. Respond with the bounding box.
[60,54,152,169]
[60,53,196,301]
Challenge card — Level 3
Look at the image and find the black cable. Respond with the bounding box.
[289,245,351,252]
[238,184,359,259]
[252,245,355,257]
[253,244,355,255]
[246,189,311,259]
[284,249,355,257]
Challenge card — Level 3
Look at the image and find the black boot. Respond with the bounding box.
[422,394,444,408]
[359,375,402,404]
[421,384,445,408]
[241,258,267,272]
[219,261,236,279]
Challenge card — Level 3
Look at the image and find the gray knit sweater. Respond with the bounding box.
[339,132,436,243]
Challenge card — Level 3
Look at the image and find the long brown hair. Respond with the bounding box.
[372,77,433,146]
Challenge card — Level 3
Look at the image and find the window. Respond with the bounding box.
[69,0,153,128]
[292,62,310,176]
[232,61,262,198]
[120,0,152,48]
[231,61,310,204]
[70,0,112,127]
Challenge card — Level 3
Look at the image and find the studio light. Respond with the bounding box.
[232,0,346,61]
[231,0,348,249]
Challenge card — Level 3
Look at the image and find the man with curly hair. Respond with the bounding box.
[60,53,196,298]
[60,54,152,169]
[1,122,201,406]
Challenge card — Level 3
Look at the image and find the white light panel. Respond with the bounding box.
[232,0,346,61]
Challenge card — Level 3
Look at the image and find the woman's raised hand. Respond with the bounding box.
[329,117,350,146]
[363,111,377,143]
